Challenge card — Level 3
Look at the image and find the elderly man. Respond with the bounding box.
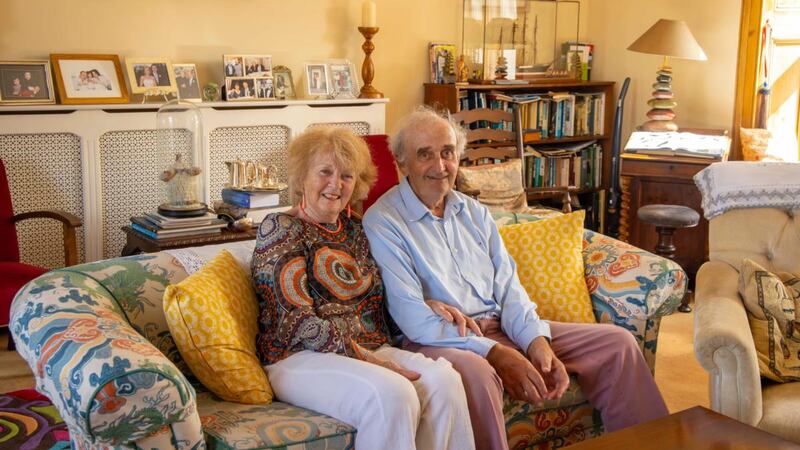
[362,109,668,450]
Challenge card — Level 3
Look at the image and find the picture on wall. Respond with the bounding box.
[125,58,177,94]
[0,60,55,105]
[305,63,328,97]
[50,53,129,104]
[173,63,201,101]
[272,65,295,100]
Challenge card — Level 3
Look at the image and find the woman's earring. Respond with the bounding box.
[347,204,351,218]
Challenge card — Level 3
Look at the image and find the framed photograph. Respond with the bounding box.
[173,63,202,102]
[244,55,272,77]
[305,63,329,97]
[225,77,258,101]
[50,54,128,104]
[273,65,295,100]
[223,55,244,77]
[125,58,177,94]
[255,77,275,100]
[0,60,55,105]
[327,60,359,98]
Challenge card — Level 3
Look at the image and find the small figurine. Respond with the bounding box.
[495,55,508,80]
[160,153,202,207]
[456,55,470,84]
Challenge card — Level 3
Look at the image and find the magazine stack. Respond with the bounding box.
[129,212,228,240]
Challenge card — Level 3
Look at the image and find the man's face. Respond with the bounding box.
[400,118,459,205]
[24,72,31,80]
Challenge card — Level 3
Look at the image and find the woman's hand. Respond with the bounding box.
[363,350,421,381]
[425,299,483,337]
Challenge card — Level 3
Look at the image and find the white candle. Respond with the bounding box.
[362,0,377,27]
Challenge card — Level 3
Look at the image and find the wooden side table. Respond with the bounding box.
[619,153,713,284]
[121,226,257,256]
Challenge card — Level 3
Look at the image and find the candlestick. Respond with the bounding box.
[358,26,383,99]
[362,0,376,28]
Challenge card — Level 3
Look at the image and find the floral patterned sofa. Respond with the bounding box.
[10,214,686,449]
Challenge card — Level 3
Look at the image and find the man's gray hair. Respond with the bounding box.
[390,106,467,166]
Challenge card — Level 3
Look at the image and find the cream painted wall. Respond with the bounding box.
[0,0,460,131]
[587,0,742,139]
[0,0,739,138]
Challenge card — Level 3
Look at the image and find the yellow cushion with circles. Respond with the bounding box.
[498,210,595,323]
[163,249,272,404]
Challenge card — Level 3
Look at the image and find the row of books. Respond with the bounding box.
[217,188,290,226]
[458,91,606,140]
[522,142,603,190]
[130,212,228,240]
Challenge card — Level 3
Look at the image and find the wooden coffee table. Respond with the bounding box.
[121,225,257,256]
[570,406,798,449]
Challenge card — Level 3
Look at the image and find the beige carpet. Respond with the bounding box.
[1,311,709,412]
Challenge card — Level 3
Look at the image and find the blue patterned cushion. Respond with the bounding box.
[197,391,355,449]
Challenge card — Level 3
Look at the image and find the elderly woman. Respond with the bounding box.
[251,126,475,450]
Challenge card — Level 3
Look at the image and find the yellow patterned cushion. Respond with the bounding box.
[163,249,273,403]
[498,210,595,323]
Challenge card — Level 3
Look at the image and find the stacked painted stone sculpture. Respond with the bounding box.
[641,66,678,132]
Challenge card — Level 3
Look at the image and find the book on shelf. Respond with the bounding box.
[131,216,227,235]
[523,142,602,190]
[624,131,730,160]
[221,188,281,208]
[130,223,222,240]
[142,212,220,229]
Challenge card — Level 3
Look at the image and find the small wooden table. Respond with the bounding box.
[570,406,798,449]
[121,225,257,256]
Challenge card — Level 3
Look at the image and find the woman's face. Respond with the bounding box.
[302,149,355,223]
[144,67,152,76]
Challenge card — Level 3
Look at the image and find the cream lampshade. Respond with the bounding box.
[628,19,707,131]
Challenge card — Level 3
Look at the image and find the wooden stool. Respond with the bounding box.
[637,204,700,313]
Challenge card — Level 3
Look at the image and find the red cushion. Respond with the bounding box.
[362,134,400,212]
[0,261,48,326]
[0,159,20,263]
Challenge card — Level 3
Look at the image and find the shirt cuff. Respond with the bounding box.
[516,320,552,355]
[468,336,500,358]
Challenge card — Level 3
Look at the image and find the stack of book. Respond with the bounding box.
[130,212,228,240]
[217,188,291,226]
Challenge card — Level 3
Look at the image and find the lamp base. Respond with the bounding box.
[640,120,678,132]
[640,63,678,132]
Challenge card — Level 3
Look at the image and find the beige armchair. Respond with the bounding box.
[694,207,800,443]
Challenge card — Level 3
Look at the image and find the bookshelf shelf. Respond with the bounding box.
[425,81,615,232]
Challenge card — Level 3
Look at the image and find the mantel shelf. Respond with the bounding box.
[0,98,390,114]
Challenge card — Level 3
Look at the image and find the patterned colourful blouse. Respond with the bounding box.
[252,212,390,365]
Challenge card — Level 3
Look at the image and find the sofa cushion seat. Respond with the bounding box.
[196,391,355,449]
[760,380,800,443]
[504,374,603,448]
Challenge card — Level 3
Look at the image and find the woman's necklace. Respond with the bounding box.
[299,203,343,234]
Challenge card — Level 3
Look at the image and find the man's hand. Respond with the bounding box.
[425,299,483,337]
[526,337,569,400]
[485,343,548,406]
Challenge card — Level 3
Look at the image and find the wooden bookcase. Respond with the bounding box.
[424,81,615,231]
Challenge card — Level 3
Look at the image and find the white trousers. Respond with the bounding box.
[265,345,475,450]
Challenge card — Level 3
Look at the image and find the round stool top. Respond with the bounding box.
[637,204,700,228]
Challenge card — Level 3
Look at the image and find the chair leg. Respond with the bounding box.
[678,290,692,313]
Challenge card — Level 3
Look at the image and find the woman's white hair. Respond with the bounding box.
[390,106,467,166]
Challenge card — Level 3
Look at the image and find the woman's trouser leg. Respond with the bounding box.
[374,346,476,450]
[265,350,419,450]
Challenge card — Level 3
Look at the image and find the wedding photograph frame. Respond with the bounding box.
[50,53,129,104]
[326,59,359,99]
[125,57,177,95]
[173,63,202,102]
[0,60,56,105]
[305,62,329,97]
[272,65,295,100]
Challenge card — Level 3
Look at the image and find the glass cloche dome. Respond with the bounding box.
[155,100,207,217]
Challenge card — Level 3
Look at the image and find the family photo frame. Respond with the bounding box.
[125,57,177,95]
[0,60,55,105]
[173,63,202,102]
[305,60,359,99]
[223,54,273,102]
[50,54,128,104]
[272,65,295,100]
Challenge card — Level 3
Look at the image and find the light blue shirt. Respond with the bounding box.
[363,177,551,358]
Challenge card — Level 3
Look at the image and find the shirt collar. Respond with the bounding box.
[398,177,465,222]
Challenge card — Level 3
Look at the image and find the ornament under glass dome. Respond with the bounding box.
[156,100,207,217]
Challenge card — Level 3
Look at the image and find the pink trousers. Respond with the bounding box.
[403,318,668,450]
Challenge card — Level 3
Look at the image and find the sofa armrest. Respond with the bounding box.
[693,260,762,426]
[583,230,687,324]
[10,270,203,448]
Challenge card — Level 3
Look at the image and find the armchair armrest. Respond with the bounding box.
[693,260,762,426]
[12,209,82,266]
[10,270,202,448]
[583,229,687,322]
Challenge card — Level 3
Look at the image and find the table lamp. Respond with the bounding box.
[627,19,707,131]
